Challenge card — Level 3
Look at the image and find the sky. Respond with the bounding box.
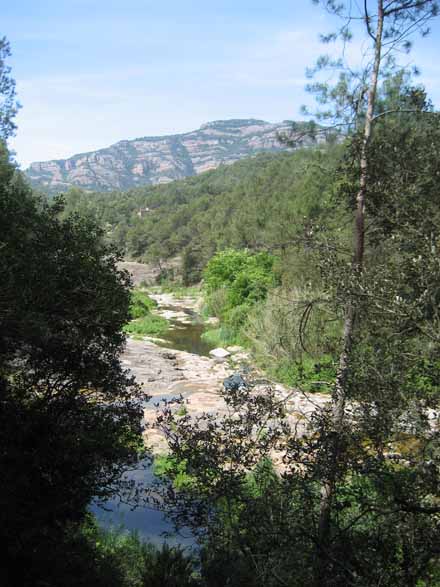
[4,0,440,168]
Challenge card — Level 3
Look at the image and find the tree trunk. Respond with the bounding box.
[313,2,385,585]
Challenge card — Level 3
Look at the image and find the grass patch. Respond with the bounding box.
[124,314,169,336]
[125,288,169,336]
[201,326,244,348]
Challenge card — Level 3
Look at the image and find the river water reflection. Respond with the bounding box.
[91,463,194,546]
[156,305,214,357]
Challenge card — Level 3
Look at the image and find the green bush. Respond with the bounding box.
[272,356,336,392]
[129,289,157,319]
[141,543,198,587]
[203,249,277,338]
[204,249,253,292]
[204,249,276,306]
[80,518,198,587]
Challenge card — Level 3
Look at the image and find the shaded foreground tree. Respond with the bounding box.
[0,142,146,586]
[157,301,440,585]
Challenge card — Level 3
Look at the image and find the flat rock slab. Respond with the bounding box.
[149,293,199,312]
[226,345,244,354]
[118,261,159,286]
[209,347,231,359]
[158,309,194,323]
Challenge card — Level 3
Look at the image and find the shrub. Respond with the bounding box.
[141,543,198,587]
[204,249,276,306]
[129,290,157,319]
[80,519,198,587]
[246,287,339,391]
[203,249,277,338]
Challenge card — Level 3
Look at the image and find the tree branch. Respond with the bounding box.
[372,108,439,122]
[364,0,378,39]
[384,0,435,16]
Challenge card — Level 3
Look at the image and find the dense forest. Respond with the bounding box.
[2,1,440,586]
[60,145,341,279]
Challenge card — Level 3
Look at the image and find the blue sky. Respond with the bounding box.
[4,0,440,168]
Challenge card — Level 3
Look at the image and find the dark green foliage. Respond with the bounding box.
[157,366,440,586]
[201,249,278,344]
[36,517,199,587]
[182,246,204,285]
[141,542,198,587]
[0,142,146,586]
[272,355,336,392]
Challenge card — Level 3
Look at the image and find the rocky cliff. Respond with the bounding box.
[26,119,320,193]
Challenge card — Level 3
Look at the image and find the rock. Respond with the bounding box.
[117,261,159,286]
[223,373,247,392]
[26,119,301,193]
[143,336,168,344]
[209,347,231,359]
[231,351,251,363]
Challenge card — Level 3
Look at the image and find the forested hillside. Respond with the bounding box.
[61,144,344,281]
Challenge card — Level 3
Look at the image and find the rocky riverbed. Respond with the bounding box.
[121,290,329,454]
[123,337,233,452]
[95,287,329,541]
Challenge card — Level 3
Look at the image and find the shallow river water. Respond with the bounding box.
[156,304,213,357]
[93,297,215,544]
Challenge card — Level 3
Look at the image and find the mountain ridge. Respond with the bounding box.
[26,118,320,193]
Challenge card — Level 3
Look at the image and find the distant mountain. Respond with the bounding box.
[26,119,322,193]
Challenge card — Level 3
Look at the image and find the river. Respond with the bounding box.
[92,291,226,545]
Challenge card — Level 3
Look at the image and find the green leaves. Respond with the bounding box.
[0,37,20,141]
[129,289,158,319]
[203,249,277,337]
